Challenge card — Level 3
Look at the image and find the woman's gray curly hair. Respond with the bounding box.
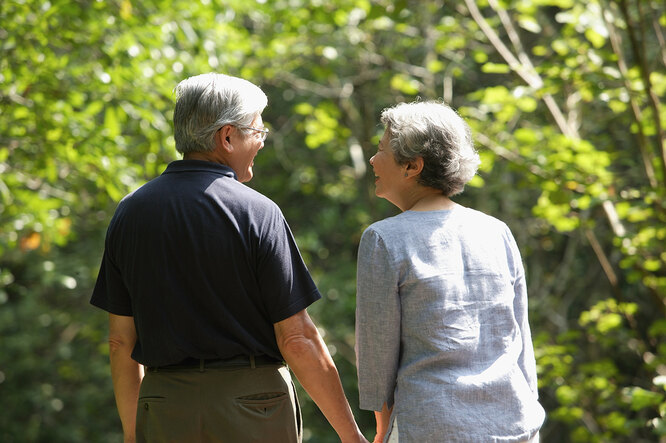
[173,73,268,154]
[380,100,480,197]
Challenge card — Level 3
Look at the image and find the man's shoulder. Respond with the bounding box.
[113,163,285,225]
[216,179,281,211]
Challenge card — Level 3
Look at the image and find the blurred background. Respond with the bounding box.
[1,0,664,441]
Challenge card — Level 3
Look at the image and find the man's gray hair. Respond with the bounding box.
[380,100,480,196]
[173,73,268,154]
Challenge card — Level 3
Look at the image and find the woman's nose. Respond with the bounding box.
[369,155,375,165]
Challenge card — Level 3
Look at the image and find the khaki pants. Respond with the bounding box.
[136,364,301,443]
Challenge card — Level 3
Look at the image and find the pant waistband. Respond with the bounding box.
[147,355,283,372]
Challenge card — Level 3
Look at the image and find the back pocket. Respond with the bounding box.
[235,392,288,416]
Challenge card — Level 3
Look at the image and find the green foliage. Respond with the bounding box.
[1,0,665,441]
[536,297,664,442]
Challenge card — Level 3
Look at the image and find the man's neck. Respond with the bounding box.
[183,150,227,165]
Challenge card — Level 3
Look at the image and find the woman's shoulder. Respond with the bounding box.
[452,207,520,254]
[363,211,416,237]
[453,205,510,231]
[364,206,509,233]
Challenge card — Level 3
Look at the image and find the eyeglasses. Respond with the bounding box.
[237,125,269,141]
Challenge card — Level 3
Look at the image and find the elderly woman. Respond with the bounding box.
[355,101,545,443]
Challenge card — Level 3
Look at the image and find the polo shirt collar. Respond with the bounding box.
[163,160,237,180]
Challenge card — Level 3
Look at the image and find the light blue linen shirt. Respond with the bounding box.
[355,206,545,443]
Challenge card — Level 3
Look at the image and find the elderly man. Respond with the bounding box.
[91,73,366,443]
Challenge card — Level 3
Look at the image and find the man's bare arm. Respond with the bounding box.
[274,309,368,443]
[109,313,143,443]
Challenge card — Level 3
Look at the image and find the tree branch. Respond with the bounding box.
[652,13,666,68]
[463,0,542,90]
[584,228,619,290]
[464,1,637,292]
[618,0,666,186]
[463,0,578,140]
[487,0,538,74]
[601,0,658,188]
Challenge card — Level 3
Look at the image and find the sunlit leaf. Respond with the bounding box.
[481,62,511,74]
[623,387,665,411]
[585,29,606,48]
[389,73,420,95]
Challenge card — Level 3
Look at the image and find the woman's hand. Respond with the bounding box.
[373,403,393,443]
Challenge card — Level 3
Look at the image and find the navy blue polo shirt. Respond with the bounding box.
[91,160,321,367]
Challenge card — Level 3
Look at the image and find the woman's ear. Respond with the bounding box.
[406,157,425,176]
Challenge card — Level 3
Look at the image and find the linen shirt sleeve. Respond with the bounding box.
[355,227,401,411]
[505,227,539,397]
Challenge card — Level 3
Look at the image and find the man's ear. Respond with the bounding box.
[406,157,425,176]
[216,125,234,152]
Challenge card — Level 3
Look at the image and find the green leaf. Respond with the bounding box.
[623,387,665,411]
[481,62,511,74]
[585,29,606,48]
[103,106,121,138]
[389,74,420,95]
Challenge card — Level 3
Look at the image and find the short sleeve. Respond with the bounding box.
[90,245,133,316]
[355,227,402,411]
[255,211,321,324]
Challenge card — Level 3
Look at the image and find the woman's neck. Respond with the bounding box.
[400,188,455,212]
